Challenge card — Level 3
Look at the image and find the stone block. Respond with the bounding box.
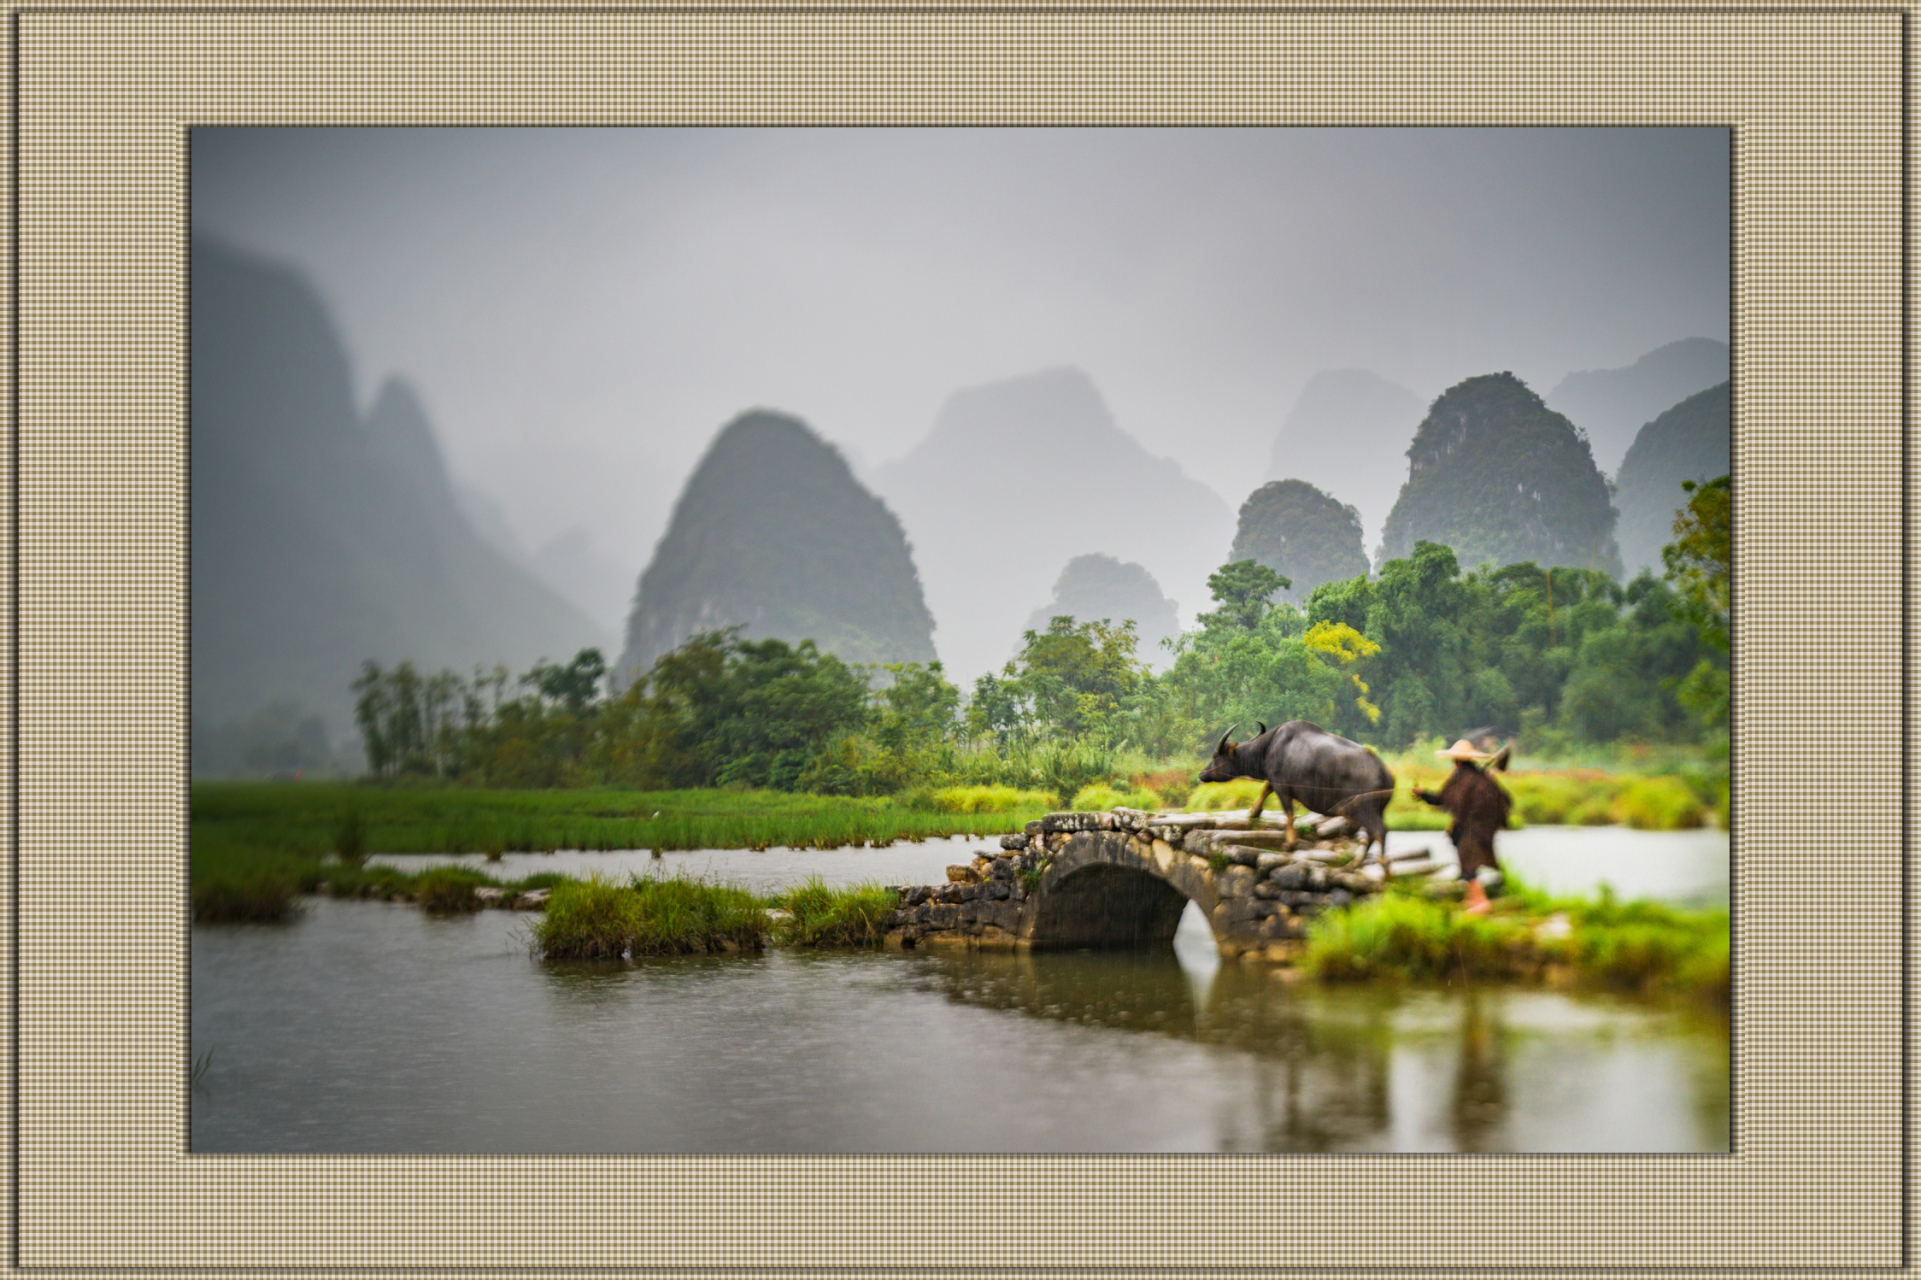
[1025,820,1045,838]
[512,888,550,911]
[971,855,996,878]
[985,880,1012,901]
[1040,811,1098,833]
[928,904,960,929]
[938,883,966,904]
[959,902,980,925]
[1252,881,1283,900]
[1150,838,1177,873]
[989,859,1018,882]
[1214,845,1261,867]
[1000,833,1030,851]
[947,864,981,884]
[960,883,981,902]
[902,885,932,906]
[1218,865,1257,898]
[1111,807,1149,832]
[1269,862,1313,890]
[1255,851,1292,872]
[1182,830,1213,856]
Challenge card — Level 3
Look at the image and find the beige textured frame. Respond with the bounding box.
[6,7,1903,1273]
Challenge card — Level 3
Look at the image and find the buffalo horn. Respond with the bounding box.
[1216,725,1238,755]
[1255,721,1266,737]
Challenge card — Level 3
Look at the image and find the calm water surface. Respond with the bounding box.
[195,827,1728,1154]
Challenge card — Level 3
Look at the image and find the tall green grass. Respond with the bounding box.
[775,876,898,947]
[1305,880,1729,1002]
[532,872,766,960]
[1068,782,1160,812]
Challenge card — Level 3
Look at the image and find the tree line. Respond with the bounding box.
[349,476,1730,792]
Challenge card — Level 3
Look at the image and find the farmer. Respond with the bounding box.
[1414,738,1513,915]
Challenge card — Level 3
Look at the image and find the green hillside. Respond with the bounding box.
[1613,381,1731,577]
[1378,372,1622,577]
[617,411,938,684]
[1229,479,1371,604]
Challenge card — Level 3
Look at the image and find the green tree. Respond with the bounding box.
[1663,474,1731,732]
[1201,560,1291,632]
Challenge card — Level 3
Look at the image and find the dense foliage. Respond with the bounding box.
[1229,479,1370,604]
[1021,554,1182,667]
[1378,372,1621,576]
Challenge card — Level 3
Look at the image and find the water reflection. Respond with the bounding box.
[192,899,1726,1154]
[906,946,1727,1153]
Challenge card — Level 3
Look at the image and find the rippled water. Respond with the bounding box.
[193,827,1730,1155]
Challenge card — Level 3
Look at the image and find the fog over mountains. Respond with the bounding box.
[191,238,607,768]
[1545,337,1730,477]
[1264,370,1426,560]
[870,367,1234,684]
[188,129,1730,767]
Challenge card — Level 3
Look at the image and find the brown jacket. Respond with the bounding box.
[1416,762,1512,878]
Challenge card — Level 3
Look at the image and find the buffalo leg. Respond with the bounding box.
[1281,795,1296,851]
[1247,782,1271,825]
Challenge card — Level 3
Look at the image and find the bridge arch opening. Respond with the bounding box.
[1028,862,1192,951]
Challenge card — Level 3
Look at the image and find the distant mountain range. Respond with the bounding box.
[616,410,938,684]
[1613,381,1731,577]
[1378,371,1621,576]
[1264,369,1426,557]
[191,237,608,771]
[1022,554,1182,671]
[872,367,1234,683]
[1545,337,1729,477]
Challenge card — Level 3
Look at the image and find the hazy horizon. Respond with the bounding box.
[192,126,1730,655]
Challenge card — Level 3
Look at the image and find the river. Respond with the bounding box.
[191,826,1729,1154]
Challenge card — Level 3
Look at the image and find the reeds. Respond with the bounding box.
[1305,881,1729,1002]
[531,872,767,960]
[1067,782,1160,812]
[774,876,897,947]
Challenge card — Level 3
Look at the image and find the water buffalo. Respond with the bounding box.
[1198,720,1396,867]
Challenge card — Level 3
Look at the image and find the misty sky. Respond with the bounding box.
[192,127,1729,633]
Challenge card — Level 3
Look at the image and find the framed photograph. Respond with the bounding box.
[12,8,1903,1272]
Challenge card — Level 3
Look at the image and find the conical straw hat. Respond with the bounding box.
[1437,738,1491,762]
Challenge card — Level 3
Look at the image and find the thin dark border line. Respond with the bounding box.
[9,6,19,1272]
[1901,6,1912,1271]
[5,5,1914,16]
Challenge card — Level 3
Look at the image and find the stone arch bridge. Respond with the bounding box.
[884,808,1432,961]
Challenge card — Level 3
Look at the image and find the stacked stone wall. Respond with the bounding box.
[884,807,1446,960]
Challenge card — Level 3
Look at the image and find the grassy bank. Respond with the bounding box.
[1183,759,1721,833]
[191,781,1057,922]
[533,872,769,960]
[1304,881,1729,1004]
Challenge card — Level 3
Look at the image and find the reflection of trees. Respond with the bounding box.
[1449,990,1509,1151]
[914,950,1401,1151]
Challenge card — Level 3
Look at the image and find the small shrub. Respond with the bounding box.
[1611,776,1706,830]
[1133,768,1194,809]
[777,876,896,947]
[1186,778,1269,811]
[928,784,1055,814]
[1305,893,1533,983]
[1068,782,1159,812]
[629,873,766,956]
[533,874,637,960]
[414,867,485,914]
[193,870,298,923]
